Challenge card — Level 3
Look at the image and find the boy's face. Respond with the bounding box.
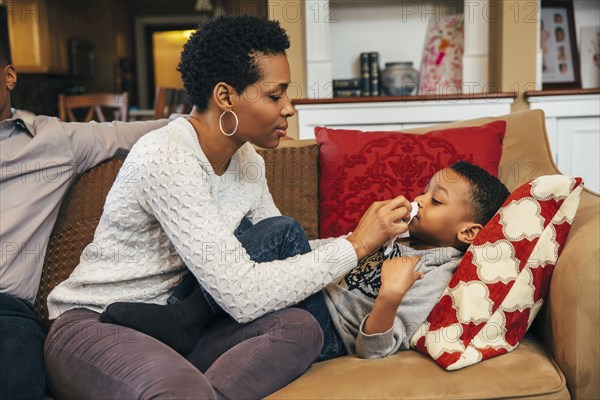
[409,168,475,249]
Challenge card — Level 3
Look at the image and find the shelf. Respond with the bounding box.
[303,0,492,100]
[293,92,517,105]
[526,90,600,119]
[524,88,600,98]
[294,92,515,140]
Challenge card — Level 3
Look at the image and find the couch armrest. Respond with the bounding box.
[534,188,600,400]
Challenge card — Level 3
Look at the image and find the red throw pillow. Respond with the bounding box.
[315,121,506,238]
[410,175,584,370]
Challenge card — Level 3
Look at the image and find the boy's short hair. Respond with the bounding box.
[450,161,510,225]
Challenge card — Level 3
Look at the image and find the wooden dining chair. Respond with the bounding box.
[153,87,192,119]
[58,92,129,122]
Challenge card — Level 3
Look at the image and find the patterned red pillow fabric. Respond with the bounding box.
[315,121,506,238]
[410,175,584,370]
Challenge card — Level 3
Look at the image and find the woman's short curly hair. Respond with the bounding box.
[178,15,290,111]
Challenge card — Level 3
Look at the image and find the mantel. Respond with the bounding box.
[524,88,600,98]
[293,92,516,140]
[526,89,600,119]
[293,92,517,106]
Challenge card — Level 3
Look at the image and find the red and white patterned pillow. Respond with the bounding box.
[410,175,584,370]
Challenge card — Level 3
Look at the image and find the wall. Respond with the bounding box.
[489,0,538,112]
[45,0,133,93]
[329,0,460,79]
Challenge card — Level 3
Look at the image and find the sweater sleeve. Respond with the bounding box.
[309,233,351,251]
[137,143,358,323]
[246,155,281,223]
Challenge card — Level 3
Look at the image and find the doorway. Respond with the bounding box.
[135,16,208,109]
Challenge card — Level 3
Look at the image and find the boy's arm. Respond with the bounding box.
[364,255,422,335]
[355,255,421,359]
[355,255,460,359]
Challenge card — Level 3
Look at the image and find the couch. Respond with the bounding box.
[34,109,599,399]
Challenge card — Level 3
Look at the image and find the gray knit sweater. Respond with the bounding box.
[324,242,463,359]
[47,118,357,322]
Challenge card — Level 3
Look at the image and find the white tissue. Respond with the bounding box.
[383,201,419,256]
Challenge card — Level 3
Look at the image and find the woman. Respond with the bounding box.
[44,15,412,399]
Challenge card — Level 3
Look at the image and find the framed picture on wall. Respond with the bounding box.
[579,26,600,88]
[540,0,581,89]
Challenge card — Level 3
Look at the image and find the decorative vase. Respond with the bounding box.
[381,62,419,96]
[419,14,464,95]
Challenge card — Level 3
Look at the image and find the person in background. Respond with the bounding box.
[0,34,168,398]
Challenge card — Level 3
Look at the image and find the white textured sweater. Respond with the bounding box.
[47,118,357,322]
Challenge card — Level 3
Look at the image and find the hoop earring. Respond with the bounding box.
[219,110,239,137]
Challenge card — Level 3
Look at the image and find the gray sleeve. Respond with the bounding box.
[61,119,169,175]
[355,314,405,359]
[355,257,459,359]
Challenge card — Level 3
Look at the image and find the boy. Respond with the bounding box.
[102,161,510,360]
[308,161,510,360]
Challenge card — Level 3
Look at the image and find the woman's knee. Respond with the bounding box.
[267,216,310,253]
[45,309,217,400]
[275,308,324,363]
[259,216,304,235]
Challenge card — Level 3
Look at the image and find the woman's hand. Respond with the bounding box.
[346,195,413,260]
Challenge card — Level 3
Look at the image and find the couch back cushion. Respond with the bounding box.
[401,109,557,191]
[315,121,507,238]
[34,158,125,323]
[256,145,320,240]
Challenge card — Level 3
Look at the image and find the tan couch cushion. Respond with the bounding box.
[400,109,556,190]
[268,336,568,399]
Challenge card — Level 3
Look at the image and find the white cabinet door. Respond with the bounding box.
[556,117,600,193]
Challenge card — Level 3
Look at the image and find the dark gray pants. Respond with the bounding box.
[45,307,322,399]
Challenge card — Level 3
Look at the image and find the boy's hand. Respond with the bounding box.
[363,255,423,335]
[379,255,423,304]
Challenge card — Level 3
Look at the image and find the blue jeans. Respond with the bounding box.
[294,290,347,361]
[169,216,347,362]
[0,293,47,400]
